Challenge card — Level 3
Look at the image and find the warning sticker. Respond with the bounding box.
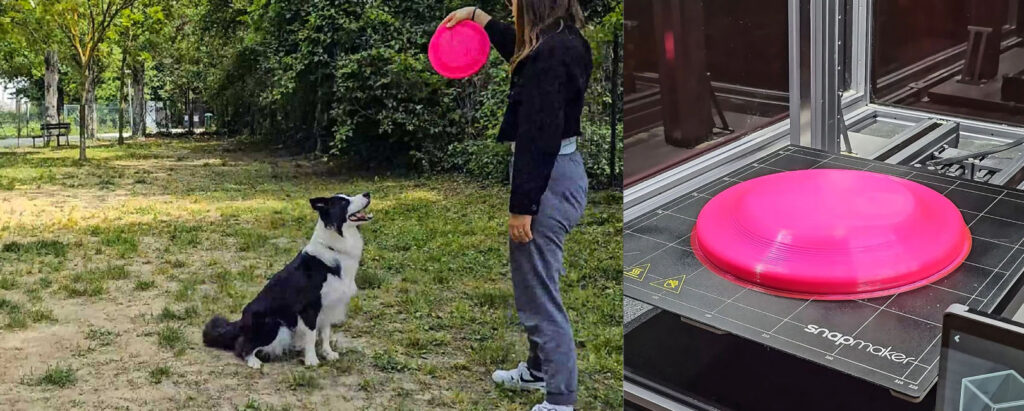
[624,264,650,281]
[650,275,685,293]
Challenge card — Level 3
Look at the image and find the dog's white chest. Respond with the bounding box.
[320,271,356,324]
[305,222,363,326]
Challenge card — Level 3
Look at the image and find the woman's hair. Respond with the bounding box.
[511,0,585,70]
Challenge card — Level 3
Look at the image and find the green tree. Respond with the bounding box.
[109,1,166,142]
[46,0,138,160]
[3,1,63,144]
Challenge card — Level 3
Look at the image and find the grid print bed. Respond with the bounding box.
[624,145,1024,398]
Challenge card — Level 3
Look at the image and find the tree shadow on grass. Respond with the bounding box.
[0,156,85,170]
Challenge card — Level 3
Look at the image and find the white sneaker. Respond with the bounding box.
[491,362,545,391]
[531,401,573,411]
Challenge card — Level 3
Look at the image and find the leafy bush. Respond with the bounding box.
[202,0,622,187]
[432,138,511,184]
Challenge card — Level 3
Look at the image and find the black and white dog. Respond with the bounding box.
[203,192,372,368]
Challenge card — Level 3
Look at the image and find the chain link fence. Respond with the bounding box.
[0,101,43,139]
[0,101,130,140]
[62,104,129,136]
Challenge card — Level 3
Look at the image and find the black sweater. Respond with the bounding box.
[484,18,593,215]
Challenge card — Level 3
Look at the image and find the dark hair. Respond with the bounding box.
[511,0,585,70]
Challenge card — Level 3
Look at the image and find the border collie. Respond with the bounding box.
[203,192,372,368]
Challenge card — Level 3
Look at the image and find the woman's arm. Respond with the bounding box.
[482,20,515,62]
[509,44,566,216]
[442,7,515,62]
[443,6,492,27]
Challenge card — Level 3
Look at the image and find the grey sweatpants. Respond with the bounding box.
[509,151,588,406]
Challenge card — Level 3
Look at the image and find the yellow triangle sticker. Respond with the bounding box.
[623,264,650,281]
[650,274,685,294]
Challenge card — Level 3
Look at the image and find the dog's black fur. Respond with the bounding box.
[203,194,369,364]
[202,252,339,359]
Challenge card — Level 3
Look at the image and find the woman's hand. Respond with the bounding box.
[443,6,491,28]
[509,213,533,243]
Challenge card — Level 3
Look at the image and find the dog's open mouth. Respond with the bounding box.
[348,211,373,222]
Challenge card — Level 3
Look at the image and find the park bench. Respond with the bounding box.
[33,122,71,147]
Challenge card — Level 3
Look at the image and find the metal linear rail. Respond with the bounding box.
[868,119,946,161]
[993,155,1024,187]
[926,138,1024,167]
[790,0,844,152]
[884,121,960,166]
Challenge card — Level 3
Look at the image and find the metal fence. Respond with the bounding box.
[0,102,129,140]
[62,104,128,136]
[0,101,42,139]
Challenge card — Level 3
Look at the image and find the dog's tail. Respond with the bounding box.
[203,315,241,350]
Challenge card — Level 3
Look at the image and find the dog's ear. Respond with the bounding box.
[309,197,330,211]
[310,197,334,228]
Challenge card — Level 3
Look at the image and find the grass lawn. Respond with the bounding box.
[0,138,623,410]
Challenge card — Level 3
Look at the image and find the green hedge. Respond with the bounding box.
[200,0,622,188]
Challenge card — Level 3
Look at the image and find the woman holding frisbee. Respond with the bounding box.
[443,1,592,410]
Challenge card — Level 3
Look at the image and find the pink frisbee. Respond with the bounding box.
[428,21,490,79]
[691,169,971,300]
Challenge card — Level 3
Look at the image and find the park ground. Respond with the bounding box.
[0,138,623,410]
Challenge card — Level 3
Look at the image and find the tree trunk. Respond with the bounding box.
[86,84,96,140]
[249,102,255,136]
[79,93,87,160]
[44,50,59,146]
[118,53,126,145]
[58,86,64,122]
[126,76,133,136]
[79,67,94,161]
[131,63,145,138]
[88,57,97,141]
[313,73,322,155]
[15,98,22,141]
[187,89,194,133]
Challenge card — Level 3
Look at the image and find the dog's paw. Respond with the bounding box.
[304,356,320,367]
[246,357,263,369]
[323,350,340,361]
